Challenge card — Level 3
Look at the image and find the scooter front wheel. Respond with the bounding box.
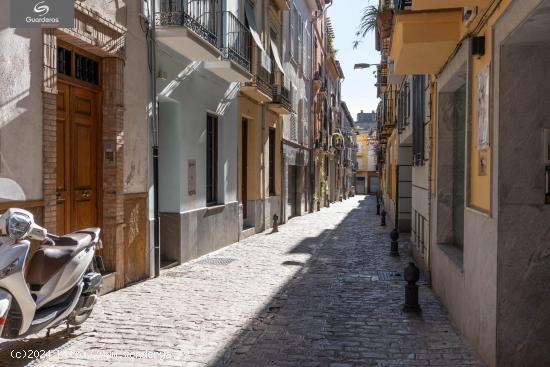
[68,308,94,326]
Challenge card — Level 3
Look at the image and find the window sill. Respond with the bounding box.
[438,243,464,273]
[205,203,225,216]
[465,205,492,218]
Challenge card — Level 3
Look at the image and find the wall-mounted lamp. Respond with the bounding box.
[354,63,380,70]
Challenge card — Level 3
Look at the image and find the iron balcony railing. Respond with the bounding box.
[245,46,272,96]
[272,84,292,112]
[396,0,412,10]
[156,0,218,48]
[222,11,252,71]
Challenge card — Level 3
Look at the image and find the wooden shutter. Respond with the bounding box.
[296,13,304,65]
[289,5,295,60]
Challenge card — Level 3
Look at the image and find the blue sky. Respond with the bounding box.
[328,0,379,120]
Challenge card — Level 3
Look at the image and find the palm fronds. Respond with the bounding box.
[353,5,389,49]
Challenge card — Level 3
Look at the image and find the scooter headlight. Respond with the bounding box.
[6,213,31,240]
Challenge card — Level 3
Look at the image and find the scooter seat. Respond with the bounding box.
[26,233,95,286]
[50,232,93,251]
[75,227,101,242]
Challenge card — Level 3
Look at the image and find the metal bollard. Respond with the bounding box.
[272,214,279,233]
[380,210,387,226]
[403,262,421,313]
[376,201,381,215]
[390,228,399,257]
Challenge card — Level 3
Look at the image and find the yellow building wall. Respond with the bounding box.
[238,95,263,201]
[386,131,397,201]
[356,133,370,175]
[238,96,283,202]
[430,79,437,194]
[468,0,512,212]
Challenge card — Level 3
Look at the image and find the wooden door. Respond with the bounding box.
[242,118,248,219]
[56,82,99,234]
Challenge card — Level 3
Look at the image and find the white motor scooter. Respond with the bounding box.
[0,208,104,339]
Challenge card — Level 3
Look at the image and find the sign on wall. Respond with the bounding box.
[478,150,488,176]
[476,64,491,150]
[11,0,74,28]
[188,160,196,196]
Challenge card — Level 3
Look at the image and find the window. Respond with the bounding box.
[206,115,218,205]
[75,54,99,85]
[57,47,99,85]
[412,75,426,166]
[269,128,276,196]
[289,4,300,63]
[57,47,71,76]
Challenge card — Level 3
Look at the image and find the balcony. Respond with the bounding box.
[376,63,388,97]
[390,9,462,75]
[269,84,292,115]
[240,47,273,103]
[408,0,489,11]
[313,70,323,93]
[155,0,220,61]
[204,11,252,82]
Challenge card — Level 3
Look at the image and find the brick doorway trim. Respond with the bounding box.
[42,3,128,289]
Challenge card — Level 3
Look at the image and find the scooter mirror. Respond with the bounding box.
[28,225,47,241]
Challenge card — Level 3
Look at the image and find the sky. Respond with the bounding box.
[328,0,379,120]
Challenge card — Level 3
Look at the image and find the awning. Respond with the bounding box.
[260,49,272,73]
[245,1,264,52]
[270,39,285,75]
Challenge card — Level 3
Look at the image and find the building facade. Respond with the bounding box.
[355,129,378,196]
[376,0,550,365]
[340,102,356,198]
[237,0,289,237]
[154,0,254,263]
[280,0,312,222]
[325,49,344,203]
[0,1,150,291]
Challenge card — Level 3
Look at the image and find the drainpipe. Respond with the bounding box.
[262,104,267,231]
[426,80,435,287]
[395,117,400,233]
[149,0,160,278]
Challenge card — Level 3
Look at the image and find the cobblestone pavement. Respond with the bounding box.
[0,196,483,367]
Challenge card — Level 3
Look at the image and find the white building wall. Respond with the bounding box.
[124,0,149,194]
[0,14,43,201]
[156,45,238,213]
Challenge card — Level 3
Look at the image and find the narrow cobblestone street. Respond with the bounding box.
[0,196,482,367]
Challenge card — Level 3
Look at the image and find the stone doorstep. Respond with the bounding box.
[99,272,116,296]
[240,227,256,240]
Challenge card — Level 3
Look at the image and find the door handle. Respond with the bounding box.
[82,190,90,199]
